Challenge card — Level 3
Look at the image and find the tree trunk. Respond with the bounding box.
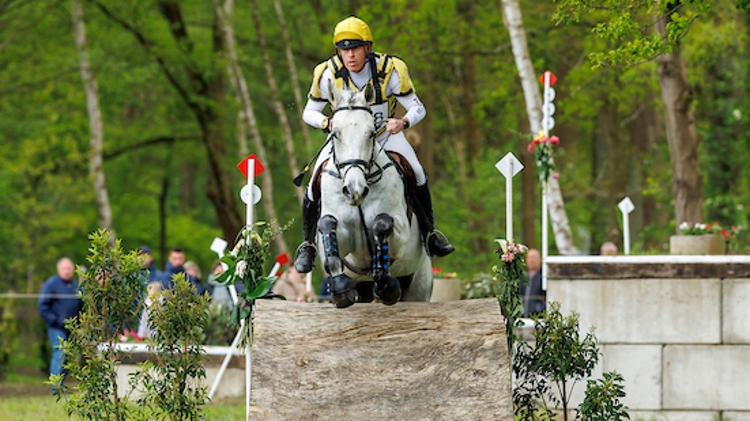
[71,0,115,245]
[248,0,303,204]
[501,0,577,255]
[273,0,313,154]
[214,0,289,255]
[655,4,703,229]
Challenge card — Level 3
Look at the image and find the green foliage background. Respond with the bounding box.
[1,0,749,294]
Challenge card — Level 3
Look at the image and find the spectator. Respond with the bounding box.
[163,247,202,294]
[273,265,316,303]
[600,241,618,256]
[184,260,205,293]
[138,246,165,286]
[136,280,162,339]
[521,248,546,317]
[38,257,83,393]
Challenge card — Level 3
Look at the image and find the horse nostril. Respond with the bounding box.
[342,186,350,198]
[362,186,370,198]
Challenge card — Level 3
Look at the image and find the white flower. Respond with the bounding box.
[236,260,247,279]
[495,239,508,253]
[678,221,690,230]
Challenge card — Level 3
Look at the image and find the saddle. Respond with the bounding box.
[312,151,418,221]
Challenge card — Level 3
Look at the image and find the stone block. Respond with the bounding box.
[664,345,750,410]
[722,279,750,344]
[549,278,721,344]
[602,345,662,410]
[628,411,718,421]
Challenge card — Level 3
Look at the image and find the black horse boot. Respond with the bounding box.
[294,196,320,273]
[414,184,455,258]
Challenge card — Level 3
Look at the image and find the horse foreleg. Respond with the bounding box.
[318,214,356,308]
[372,213,401,305]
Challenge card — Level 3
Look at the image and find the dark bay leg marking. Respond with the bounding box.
[371,213,401,305]
[319,214,356,308]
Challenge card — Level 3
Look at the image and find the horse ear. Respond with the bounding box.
[328,79,342,106]
[363,83,375,105]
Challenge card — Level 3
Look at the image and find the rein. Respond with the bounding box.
[323,105,394,184]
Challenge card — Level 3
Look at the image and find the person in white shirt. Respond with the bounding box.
[295,16,454,274]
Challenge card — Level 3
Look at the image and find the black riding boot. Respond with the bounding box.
[414,184,455,258]
[294,196,320,273]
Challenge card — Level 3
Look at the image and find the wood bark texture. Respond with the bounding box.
[249,298,512,421]
[72,0,116,245]
[214,0,289,255]
[501,0,577,255]
[655,5,704,229]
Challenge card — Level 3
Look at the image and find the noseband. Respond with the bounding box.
[324,105,393,183]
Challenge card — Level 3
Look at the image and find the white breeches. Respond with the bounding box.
[306,131,426,200]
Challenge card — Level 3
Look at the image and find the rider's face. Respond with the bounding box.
[339,45,370,73]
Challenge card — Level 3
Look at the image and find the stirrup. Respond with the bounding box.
[426,229,455,258]
[294,241,317,273]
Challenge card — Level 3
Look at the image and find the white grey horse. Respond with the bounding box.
[317,84,432,308]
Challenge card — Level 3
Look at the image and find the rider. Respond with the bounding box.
[295,16,454,273]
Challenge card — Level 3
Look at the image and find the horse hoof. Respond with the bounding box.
[355,282,374,303]
[329,274,356,308]
[374,277,401,306]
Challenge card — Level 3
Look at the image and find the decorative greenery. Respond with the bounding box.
[131,273,210,421]
[513,302,616,421]
[527,131,560,184]
[53,229,147,420]
[493,239,529,350]
[215,221,289,343]
[0,297,18,381]
[577,371,630,421]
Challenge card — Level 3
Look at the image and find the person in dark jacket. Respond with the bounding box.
[138,246,165,285]
[163,247,203,294]
[38,257,83,391]
[521,248,546,317]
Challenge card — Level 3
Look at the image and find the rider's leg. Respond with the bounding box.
[294,192,320,273]
[294,144,333,273]
[381,133,454,258]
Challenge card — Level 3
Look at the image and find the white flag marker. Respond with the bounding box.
[618,197,635,255]
[495,152,524,242]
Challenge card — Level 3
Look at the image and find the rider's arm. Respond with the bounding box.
[302,67,333,130]
[387,70,426,127]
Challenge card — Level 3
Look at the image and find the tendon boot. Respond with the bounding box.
[414,184,455,258]
[294,196,320,273]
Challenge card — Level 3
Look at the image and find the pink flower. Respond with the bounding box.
[501,252,515,263]
[527,143,535,153]
[550,136,560,145]
[553,172,560,180]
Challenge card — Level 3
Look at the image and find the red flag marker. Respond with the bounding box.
[538,70,557,86]
[276,253,290,266]
[237,154,265,179]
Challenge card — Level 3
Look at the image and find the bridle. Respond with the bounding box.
[323,105,393,184]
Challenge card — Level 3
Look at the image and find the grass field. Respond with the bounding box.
[0,374,246,420]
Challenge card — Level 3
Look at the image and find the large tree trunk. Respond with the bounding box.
[214,0,289,256]
[71,0,115,245]
[273,0,313,154]
[655,4,703,229]
[501,0,577,255]
[248,0,303,204]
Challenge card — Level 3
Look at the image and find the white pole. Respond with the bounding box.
[245,159,255,421]
[208,322,243,399]
[506,159,514,242]
[541,182,549,291]
[623,214,630,256]
[541,71,551,291]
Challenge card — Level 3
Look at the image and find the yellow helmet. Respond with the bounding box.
[333,16,373,49]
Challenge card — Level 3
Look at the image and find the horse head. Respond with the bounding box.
[329,82,376,206]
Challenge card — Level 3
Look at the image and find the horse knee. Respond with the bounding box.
[318,214,338,235]
[372,213,394,239]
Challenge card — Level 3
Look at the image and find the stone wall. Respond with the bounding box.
[547,255,750,420]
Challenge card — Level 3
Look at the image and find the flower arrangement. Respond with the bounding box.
[678,221,740,239]
[215,221,289,333]
[527,131,560,183]
[493,239,529,346]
